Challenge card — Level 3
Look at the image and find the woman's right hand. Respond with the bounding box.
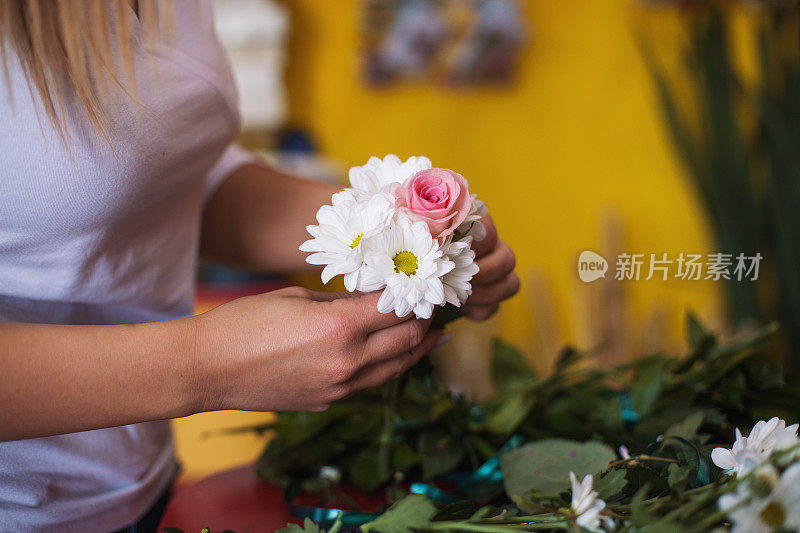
[190,286,446,413]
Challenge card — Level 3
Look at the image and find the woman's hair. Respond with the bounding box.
[0,0,167,142]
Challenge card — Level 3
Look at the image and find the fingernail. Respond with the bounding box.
[435,333,454,347]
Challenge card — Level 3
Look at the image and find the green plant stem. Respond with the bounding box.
[607,482,719,513]
[599,455,680,475]
[328,514,343,533]
[423,520,569,532]
[484,514,562,523]
[378,379,401,481]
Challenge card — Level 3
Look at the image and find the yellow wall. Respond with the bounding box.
[173,0,721,480]
[283,0,720,352]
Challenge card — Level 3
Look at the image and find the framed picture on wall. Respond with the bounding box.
[361,0,528,88]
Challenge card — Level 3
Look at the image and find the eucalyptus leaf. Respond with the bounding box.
[418,431,465,479]
[350,447,390,493]
[277,518,322,533]
[491,339,537,395]
[594,468,627,499]
[631,356,669,418]
[500,439,615,500]
[484,394,533,435]
[360,494,436,532]
[663,411,705,441]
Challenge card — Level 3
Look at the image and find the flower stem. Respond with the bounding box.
[599,455,680,475]
[424,520,569,531]
[378,379,400,481]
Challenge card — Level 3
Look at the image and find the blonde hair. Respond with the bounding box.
[0,0,169,142]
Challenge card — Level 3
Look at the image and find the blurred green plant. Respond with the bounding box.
[241,315,794,503]
[647,2,800,365]
[168,317,800,532]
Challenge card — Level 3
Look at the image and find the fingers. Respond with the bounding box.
[295,288,350,302]
[463,303,499,321]
[335,291,416,332]
[294,288,414,333]
[364,317,432,363]
[471,216,497,257]
[345,329,445,392]
[466,272,520,306]
[472,240,516,285]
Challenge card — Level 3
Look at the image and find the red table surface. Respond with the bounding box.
[159,466,388,532]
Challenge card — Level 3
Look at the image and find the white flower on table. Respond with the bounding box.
[569,472,613,532]
[711,417,799,476]
[318,466,342,484]
[348,154,432,195]
[300,189,395,292]
[359,215,455,319]
[718,464,800,533]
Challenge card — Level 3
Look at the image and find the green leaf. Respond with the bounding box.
[277,518,322,533]
[392,441,422,473]
[553,346,586,372]
[429,397,454,421]
[431,304,463,329]
[360,494,436,532]
[594,468,627,500]
[500,439,616,504]
[432,501,479,521]
[490,339,537,395]
[484,394,534,435]
[686,312,709,348]
[663,411,705,441]
[631,356,669,418]
[624,466,669,498]
[350,447,390,493]
[667,462,691,489]
[418,431,465,478]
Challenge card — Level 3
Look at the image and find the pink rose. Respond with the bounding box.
[395,168,471,239]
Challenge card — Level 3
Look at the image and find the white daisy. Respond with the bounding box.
[441,236,479,307]
[360,215,455,319]
[569,472,613,532]
[712,418,799,476]
[455,194,489,241]
[299,189,395,291]
[718,464,800,533]
[348,154,432,195]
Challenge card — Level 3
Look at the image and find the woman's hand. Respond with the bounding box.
[191,287,445,413]
[463,216,520,321]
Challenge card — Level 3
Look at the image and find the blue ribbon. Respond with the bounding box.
[409,482,460,504]
[287,435,525,527]
[617,391,640,425]
[284,486,378,528]
[410,435,524,502]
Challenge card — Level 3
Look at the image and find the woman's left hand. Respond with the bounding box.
[463,216,520,321]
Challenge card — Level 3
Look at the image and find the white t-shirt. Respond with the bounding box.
[0,1,253,530]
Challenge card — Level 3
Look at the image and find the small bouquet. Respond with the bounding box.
[300,154,487,319]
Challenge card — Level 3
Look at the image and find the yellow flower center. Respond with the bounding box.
[350,233,364,249]
[761,502,786,528]
[393,251,418,275]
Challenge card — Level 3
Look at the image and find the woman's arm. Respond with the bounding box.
[0,318,197,441]
[201,161,340,273]
[0,288,442,442]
